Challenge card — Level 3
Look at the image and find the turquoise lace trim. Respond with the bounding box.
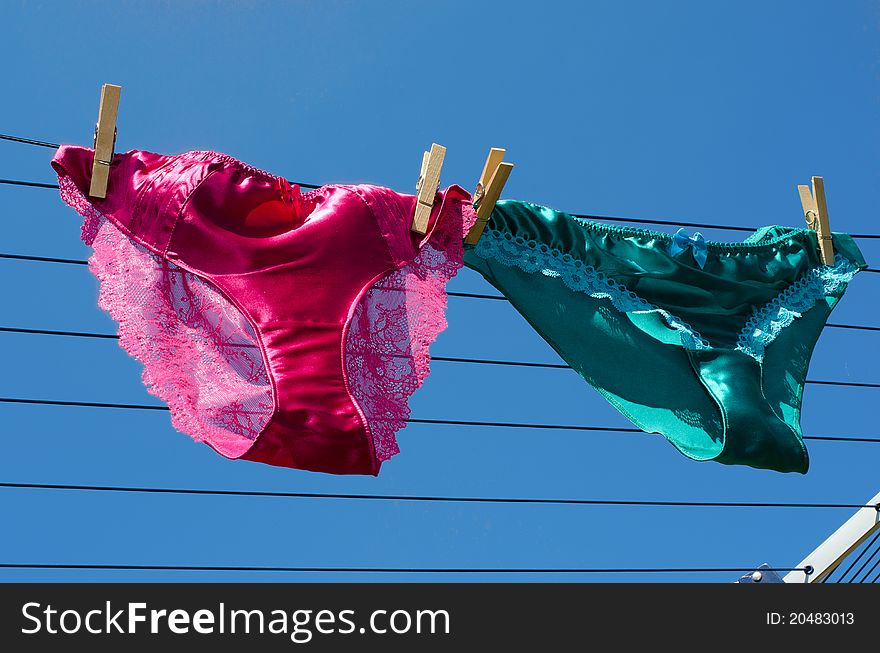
[472,229,712,351]
[736,254,860,361]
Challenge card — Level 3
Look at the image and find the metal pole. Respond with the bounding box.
[784,489,880,583]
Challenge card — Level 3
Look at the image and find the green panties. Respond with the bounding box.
[463,200,867,473]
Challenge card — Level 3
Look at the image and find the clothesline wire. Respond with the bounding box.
[3,175,880,244]
[2,396,878,443]
[846,536,880,584]
[0,133,58,149]
[829,531,880,582]
[0,178,59,189]
[5,250,880,283]
[1,252,879,329]
[854,559,880,584]
[445,289,880,330]
[851,534,880,580]
[1,481,874,510]
[0,563,809,575]
[2,325,877,389]
[2,132,880,240]
[857,548,880,584]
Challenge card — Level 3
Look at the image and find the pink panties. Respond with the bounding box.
[52,146,476,475]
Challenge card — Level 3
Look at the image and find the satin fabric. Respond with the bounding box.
[53,145,473,475]
[464,200,867,473]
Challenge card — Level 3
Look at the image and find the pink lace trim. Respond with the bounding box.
[344,193,477,462]
[58,175,273,458]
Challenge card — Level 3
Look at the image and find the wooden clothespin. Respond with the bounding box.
[464,147,514,245]
[411,143,446,234]
[797,176,834,264]
[89,83,122,199]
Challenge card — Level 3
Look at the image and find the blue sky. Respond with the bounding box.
[0,0,877,582]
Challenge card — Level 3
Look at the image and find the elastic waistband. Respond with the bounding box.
[498,200,837,256]
[565,219,815,258]
[573,217,809,251]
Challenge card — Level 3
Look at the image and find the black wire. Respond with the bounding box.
[831,529,880,583]
[1,127,880,240]
[0,133,58,148]
[0,178,60,189]
[573,213,759,233]
[800,435,880,443]
[805,379,880,389]
[0,177,325,192]
[448,290,508,300]
[849,537,880,583]
[0,326,118,340]
[570,211,880,241]
[3,252,879,319]
[0,170,873,242]
[826,323,880,332]
[857,548,880,583]
[1,250,879,308]
[406,418,880,443]
[3,171,880,241]
[0,481,869,510]
[0,252,87,265]
[1,396,878,443]
[4,325,875,388]
[456,300,880,332]
[0,397,168,411]
[441,359,880,388]
[0,251,808,283]
[0,563,807,574]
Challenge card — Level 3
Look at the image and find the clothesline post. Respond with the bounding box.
[784,488,880,582]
